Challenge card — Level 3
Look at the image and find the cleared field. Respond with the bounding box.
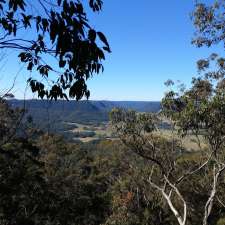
[65,122,113,142]
[156,129,207,152]
[64,121,207,151]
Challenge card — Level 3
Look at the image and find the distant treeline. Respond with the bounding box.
[8,99,161,132]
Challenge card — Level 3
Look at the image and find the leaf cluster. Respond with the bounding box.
[0,0,110,100]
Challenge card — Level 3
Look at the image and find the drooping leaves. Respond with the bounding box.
[0,0,110,101]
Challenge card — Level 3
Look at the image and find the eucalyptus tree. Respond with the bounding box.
[110,1,225,224]
[192,0,224,48]
[110,72,225,225]
[0,0,110,100]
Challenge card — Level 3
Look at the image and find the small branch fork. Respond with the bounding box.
[203,164,225,225]
[146,152,225,225]
[148,167,187,225]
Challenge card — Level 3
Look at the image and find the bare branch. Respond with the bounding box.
[203,164,225,225]
[147,174,187,225]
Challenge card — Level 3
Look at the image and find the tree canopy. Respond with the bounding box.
[0,0,110,100]
[192,0,224,48]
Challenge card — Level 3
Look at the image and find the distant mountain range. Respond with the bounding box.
[8,99,161,132]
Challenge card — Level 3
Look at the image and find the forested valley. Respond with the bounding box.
[0,0,225,225]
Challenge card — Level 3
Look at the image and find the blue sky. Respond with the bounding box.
[1,0,221,101]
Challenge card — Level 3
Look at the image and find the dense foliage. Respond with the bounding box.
[1,98,225,225]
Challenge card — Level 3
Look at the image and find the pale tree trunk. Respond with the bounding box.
[203,164,225,225]
[148,175,187,225]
